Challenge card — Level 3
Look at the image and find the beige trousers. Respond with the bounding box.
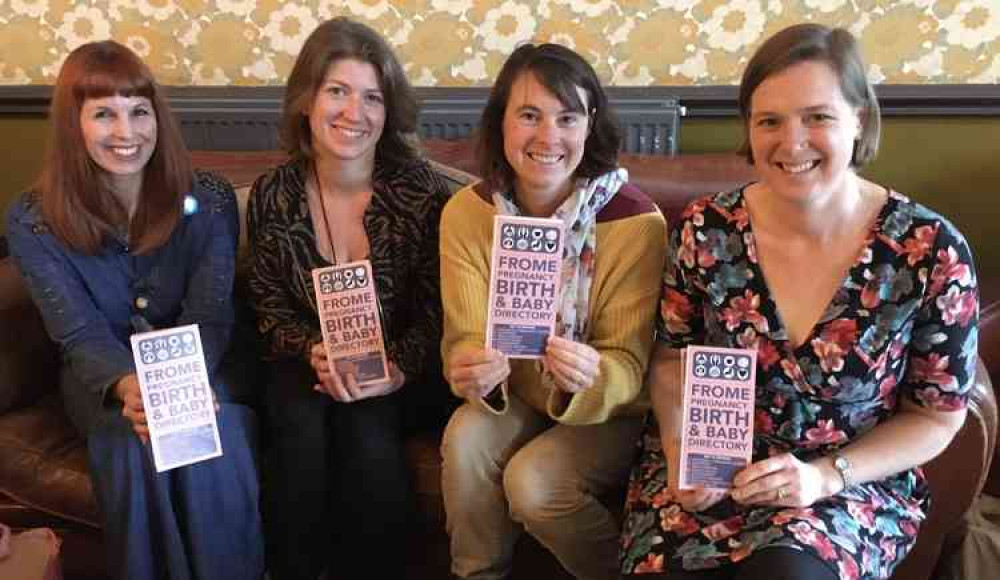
[440,394,644,580]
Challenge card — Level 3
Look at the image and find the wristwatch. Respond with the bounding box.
[832,453,854,490]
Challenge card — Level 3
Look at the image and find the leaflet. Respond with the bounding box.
[485,215,564,359]
[130,324,222,473]
[678,345,757,491]
[312,260,389,386]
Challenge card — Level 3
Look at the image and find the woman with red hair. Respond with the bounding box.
[5,41,263,579]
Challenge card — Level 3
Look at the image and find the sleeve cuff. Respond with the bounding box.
[478,380,509,414]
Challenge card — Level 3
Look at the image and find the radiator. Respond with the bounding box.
[417,96,681,155]
[175,92,682,155]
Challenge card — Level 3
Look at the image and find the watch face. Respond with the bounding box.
[835,456,849,470]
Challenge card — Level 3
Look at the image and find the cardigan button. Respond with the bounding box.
[135,296,149,310]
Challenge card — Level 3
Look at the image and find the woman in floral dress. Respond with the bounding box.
[620,24,978,580]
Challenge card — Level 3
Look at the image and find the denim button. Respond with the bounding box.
[135,296,149,309]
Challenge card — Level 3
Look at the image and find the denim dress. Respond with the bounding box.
[5,171,264,580]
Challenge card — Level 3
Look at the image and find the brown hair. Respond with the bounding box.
[478,43,620,191]
[738,23,881,167]
[280,17,418,167]
[38,40,190,255]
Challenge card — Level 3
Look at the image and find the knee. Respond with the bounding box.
[85,413,148,481]
[441,403,498,473]
[503,450,563,525]
[88,409,134,438]
[86,410,141,455]
[216,404,259,450]
[265,394,327,446]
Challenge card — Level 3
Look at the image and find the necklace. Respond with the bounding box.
[312,164,339,265]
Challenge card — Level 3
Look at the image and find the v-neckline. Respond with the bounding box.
[739,188,892,356]
[301,163,377,267]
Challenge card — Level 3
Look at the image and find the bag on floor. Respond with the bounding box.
[0,523,63,580]
[938,494,1000,580]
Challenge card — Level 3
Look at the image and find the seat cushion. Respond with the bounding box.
[405,432,446,523]
[0,393,99,528]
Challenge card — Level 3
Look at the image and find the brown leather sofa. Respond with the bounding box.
[978,288,1000,499]
[0,139,995,580]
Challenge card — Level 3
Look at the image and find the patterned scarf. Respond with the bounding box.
[492,168,627,343]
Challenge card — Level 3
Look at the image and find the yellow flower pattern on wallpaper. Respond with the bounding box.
[0,0,997,86]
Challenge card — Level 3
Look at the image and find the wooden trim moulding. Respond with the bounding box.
[2,84,999,118]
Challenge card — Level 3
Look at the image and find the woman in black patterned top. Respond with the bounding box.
[245,18,452,580]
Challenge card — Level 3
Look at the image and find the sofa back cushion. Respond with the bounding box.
[419,138,757,226]
[0,258,60,414]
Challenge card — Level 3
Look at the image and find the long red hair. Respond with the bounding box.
[37,40,191,254]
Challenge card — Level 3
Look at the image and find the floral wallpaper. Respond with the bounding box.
[0,0,998,86]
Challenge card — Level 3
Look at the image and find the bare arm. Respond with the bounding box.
[812,400,965,494]
[733,400,966,506]
[735,216,978,507]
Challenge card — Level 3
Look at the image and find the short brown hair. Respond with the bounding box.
[738,23,881,167]
[280,17,418,167]
[478,43,620,191]
[38,40,190,255]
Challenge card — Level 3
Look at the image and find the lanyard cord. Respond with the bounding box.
[312,163,339,266]
[306,162,390,348]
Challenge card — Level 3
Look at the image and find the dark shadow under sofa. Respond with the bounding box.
[0,138,995,579]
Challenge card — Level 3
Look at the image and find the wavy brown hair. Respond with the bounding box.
[280,17,419,167]
[37,40,190,255]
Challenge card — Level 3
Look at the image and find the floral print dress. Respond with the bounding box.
[621,188,979,580]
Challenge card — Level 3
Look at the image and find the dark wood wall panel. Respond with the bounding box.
[4,84,998,117]
[2,84,997,152]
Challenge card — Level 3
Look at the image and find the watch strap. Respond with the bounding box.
[832,453,854,489]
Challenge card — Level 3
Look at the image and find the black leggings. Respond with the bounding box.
[623,547,839,580]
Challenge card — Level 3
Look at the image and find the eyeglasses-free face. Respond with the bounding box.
[747,60,864,205]
[502,71,590,214]
[307,58,386,168]
[79,94,158,194]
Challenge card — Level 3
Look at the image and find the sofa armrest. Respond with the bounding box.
[0,258,60,415]
[892,357,997,580]
[978,296,1000,496]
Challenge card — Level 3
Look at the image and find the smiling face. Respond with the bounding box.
[79,94,157,191]
[748,60,863,203]
[307,58,386,167]
[502,72,590,210]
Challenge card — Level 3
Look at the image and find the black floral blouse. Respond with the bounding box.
[621,188,979,580]
[245,157,450,381]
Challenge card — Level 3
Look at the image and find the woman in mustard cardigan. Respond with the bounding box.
[439,43,667,580]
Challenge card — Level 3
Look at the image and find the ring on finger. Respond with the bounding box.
[777,487,789,500]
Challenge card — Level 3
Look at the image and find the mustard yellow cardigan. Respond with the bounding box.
[440,182,667,425]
